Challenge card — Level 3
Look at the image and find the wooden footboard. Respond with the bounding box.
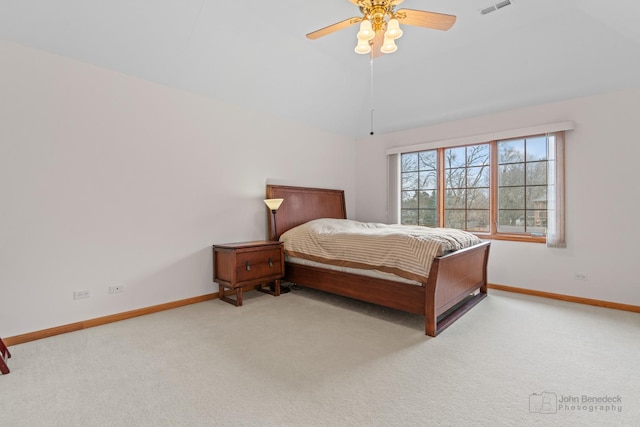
[285,241,490,337]
[425,241,491,336]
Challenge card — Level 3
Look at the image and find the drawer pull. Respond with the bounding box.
[245,261,251,271]
[269,258,273,268]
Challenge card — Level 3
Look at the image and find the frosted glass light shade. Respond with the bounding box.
[357,19,375,41]
[381,37,397,54]
[355,38,372,54]
[264,198,284,211]
[385,18,403,39]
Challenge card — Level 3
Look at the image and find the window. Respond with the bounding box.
[444,144,490,232]
[497,136,549,235]
[401,150,437,226]
[399,132,564,242]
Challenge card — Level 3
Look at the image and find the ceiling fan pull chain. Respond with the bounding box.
[370,58,375,135]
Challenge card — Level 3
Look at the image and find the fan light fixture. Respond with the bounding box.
[354,2,404,55]
[356,14,402,55]
[307,0,456,59]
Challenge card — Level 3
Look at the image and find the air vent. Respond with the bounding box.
[481,0,512,15]
[480,5,496,15]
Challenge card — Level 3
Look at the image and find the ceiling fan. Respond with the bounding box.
[306,0,456,57]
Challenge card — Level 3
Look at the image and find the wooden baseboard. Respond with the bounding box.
[4,293,219,347]
[488,284,640,313]
[6,284,638,347]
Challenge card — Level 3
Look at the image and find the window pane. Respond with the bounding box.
[445,190,466,209]
[418,190,437,208]
[445,210,465,229]
[446,167,466,189]
[419,209,437,227]
[401,153,419,172]
[498,139,525,163]
[401,149,438,228]
[526,187,547,210]
[402,172,419,190]
[467,188,489,209]
[498,210,526,233]
[499,186,525,210]
[527,162,547,185]
[445,147,466,168]
[401,210,418,225]
[467,166,490,187]
[467,145,490,166]
[526,136,548,161]
[419,170,437,189]
[418,151,437,170]
[401,191,419,209]
[534,210,547,228]
[467,210,489,232]
[499,164,524,186]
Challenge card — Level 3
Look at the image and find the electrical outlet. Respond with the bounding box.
[109,285,124,294]
[73,290,90,299]
[573,273,588,281]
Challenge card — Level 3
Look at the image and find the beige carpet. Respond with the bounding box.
[1,287,638,426]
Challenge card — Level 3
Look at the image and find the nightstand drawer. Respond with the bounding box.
[236,248,283,282]
[213,240,285,307]
[213,241,284,287]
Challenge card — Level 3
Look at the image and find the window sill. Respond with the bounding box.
[473,233,546,244]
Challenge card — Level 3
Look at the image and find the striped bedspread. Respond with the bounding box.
[279,218,482,283]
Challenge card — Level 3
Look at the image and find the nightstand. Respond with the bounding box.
[212,240,284,306]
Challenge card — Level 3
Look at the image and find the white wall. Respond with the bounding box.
[355,89,640,306]
[0,41,356,337]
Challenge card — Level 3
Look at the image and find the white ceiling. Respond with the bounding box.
[2,0,640,138]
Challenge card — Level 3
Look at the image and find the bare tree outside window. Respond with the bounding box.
[444,145,490,231]
[401,150,438,226]
[497,136,548,235]
[398,132,560,241]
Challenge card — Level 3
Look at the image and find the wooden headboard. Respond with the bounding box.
[266,185,346,241]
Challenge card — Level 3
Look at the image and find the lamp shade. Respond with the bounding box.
[385,18,403,39]
[355,38,372,54]
[380,36,397,54]
[357,19,375,41]
[264,198,284,211]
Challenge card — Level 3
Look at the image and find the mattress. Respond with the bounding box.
[285,255,422,285]
[280,218,482,283]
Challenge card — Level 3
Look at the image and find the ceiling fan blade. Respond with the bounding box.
[370,31,384,59]
[306,17,362,40]
[395,9,456,31]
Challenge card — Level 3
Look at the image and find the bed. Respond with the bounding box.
[266,184,490,336]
